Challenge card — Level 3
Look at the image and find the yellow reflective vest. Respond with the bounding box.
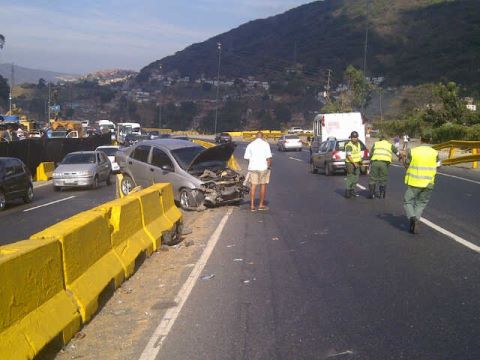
[346,141,362,163]
[405,146,438,188]
[371,140,393,162]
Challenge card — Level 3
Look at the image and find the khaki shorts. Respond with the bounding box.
[248,170,271,185]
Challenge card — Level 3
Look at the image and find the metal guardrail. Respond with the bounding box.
[432,140,480,168]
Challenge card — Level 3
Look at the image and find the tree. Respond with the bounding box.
[343,65,373,110]
[37,78,47,89]
[0,34,5,50]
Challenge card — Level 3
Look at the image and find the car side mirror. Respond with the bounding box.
[161,165,173,172]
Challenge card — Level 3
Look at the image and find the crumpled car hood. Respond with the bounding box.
[187,142,236,172]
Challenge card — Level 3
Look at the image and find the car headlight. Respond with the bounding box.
[53,172,62,178]
[77,170,94,177]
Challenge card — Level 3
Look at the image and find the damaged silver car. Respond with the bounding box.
[116,139,248,210]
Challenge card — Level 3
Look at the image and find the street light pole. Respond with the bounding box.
[362,0,370,112]
[214,42,222,135]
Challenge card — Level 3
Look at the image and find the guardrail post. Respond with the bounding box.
[448,147,456,159]
[473,148,478,169]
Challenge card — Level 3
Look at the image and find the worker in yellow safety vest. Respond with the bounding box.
[403,142,440,233]
[368,135,401,199]
[345,131,362,198]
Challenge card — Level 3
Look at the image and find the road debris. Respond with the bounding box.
[201,274,215,280]
[242,280,251,284]
[184,239,195,247]
[226,244,236,248]
[73,331,86,340]
[160,245,169,252]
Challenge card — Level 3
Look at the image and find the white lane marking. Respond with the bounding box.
[23,196,76,212]
[139,208,234,360]
[420,217,480,253]
[356,184,367,190]
[391,164,480,185]
[288,157,303,162]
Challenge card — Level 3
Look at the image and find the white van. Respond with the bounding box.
[116,122,141,145]
[311,112,366,153]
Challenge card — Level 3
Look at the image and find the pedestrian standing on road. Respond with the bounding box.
[403,141,440,233]
[368,135,401,199]
[345,131,362,199]
[402,134,410,150]
[393,135,400,151]
[244,131,272,211]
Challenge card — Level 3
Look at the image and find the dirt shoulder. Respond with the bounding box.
[54,206,230,360]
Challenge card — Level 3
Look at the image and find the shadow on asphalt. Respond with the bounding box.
[377,213,409,232]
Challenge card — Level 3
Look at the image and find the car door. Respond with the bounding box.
[128,145,151,188]
[149,147,184,195]
[314,142,327,169]
[97,152,110,181]
[3,159,23,198]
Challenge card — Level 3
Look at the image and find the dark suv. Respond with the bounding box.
[310,138,370,175]
[0,157,34,210]
[215,132,232,144]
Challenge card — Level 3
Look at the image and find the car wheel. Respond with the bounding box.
[91,175,99,190]
[0,190,6,211]
[120,175,135,196]
[310,161,318,174]
[325,163,332,176]
[53,186,61,192]
[106,172,113,185]
[179,188,203,210]
[23,185,34,203]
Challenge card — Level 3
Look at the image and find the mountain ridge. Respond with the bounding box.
[138,0,480,88]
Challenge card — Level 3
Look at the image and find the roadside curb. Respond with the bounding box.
[33,180,52,189]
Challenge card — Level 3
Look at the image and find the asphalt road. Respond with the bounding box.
[0,181,116,245]
[153,143,480,360]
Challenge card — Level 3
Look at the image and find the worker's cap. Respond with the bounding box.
[350,131,359,138]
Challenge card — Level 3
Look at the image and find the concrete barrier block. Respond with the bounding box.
[158,183,183,228]
[96,196,154,277]
[0,239,81,359]
[35,162,55,181]
[30,210,125,323]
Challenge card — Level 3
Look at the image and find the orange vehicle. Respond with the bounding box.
[50,120,84,138]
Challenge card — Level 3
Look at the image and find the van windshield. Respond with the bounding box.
[335,140,366,151]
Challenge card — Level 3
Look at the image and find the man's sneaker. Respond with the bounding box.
[345,189,352,199]
[351,189,360,197]
[409,217,416,234]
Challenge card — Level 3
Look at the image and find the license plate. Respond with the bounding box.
[64,180,77,185]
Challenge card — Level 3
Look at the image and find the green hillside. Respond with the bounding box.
[138,0,480,87]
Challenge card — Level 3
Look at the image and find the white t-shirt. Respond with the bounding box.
[244,138,272,171]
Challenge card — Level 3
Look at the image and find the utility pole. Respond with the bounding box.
[362,0,371,112]
[9,63,14,114]
[48,83,51,121]
[214,42,222,135]
[325,69,333,100]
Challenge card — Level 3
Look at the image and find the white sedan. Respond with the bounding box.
[277,135,303,152]
[96,145,121,173]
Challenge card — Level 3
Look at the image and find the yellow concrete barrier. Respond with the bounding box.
[0,238,81,359]
[130,184,181,249]
[35,161,55,181]
[30,210,125,323]
[96,196,154,277]
[226,131,243,137]
[192,139,240,171]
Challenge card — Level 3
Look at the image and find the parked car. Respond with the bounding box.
[0,157,34,211]
[116,139,248,210]
[215,132,232,144]
[277,135,303,152]
[124,133,150,146]
[96,145,121,173]
[52,151,112,191]
[288,127,304,134]
[310,138,370,176]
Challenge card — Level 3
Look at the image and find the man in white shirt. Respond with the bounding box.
[244,132,272,211]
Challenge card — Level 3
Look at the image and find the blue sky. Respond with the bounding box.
[0,0,310,74]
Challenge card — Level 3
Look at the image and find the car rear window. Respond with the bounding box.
[285,135,299,139]
[62,153,96,164]
[97,147,119,156]
[336,140,366,151]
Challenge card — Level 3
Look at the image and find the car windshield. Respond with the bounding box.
[62,153,96,164]
[285,135,299,139]
[97,147,118,156]
[170,146,205,169]
[51,131,67,137]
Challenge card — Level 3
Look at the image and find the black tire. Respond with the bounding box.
[106,172,112,185]
[325,163,332,176]
[0,190,6,211]
[120,175,135,196]
[91,175,99,190]
[310,161,318,174]
[53,186,61,192]
[23,185,34,203]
